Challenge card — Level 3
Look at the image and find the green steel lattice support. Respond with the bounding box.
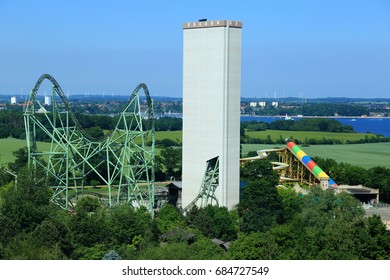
[24,74,155,216]
[182,156,219,213]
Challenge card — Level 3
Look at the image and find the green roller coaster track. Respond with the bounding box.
[24,74,155,215]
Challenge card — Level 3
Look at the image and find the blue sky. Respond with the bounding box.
[0,0,389,98]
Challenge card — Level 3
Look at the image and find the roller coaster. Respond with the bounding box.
[22,74,339,214]
[24,74,155,213]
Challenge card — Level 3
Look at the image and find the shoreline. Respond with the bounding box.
[241,115,389,119]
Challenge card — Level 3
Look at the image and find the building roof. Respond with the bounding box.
[183,20,242,30]
[366,207,390,221]
[165,181,182,189]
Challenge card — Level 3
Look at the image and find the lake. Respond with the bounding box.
[240,116,390,137]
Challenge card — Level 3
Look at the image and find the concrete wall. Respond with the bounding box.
[182,20,241,210]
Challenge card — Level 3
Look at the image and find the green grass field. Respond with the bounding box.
[241,142,390,169]
[2,131,389,169]
[245,130,376,142]
[0,138,52,166]
[0,131,182,166]
[155,131,182,142]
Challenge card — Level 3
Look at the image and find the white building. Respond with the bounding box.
[10,96,16,105]
[182,20,242,210]
[249,102,257,107]
[44,96,51,106]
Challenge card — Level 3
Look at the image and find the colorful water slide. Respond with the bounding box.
[286,142,338,187]
[240,148,289,171]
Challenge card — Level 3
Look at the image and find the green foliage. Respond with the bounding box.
[329,162,367,185]
[155,147,182,180]
[0,168,13,187]
[72,244,109,260]
[239,160,283,233]
[314,158,390,204]
[0,167,53,238]
[155,138,181,148]
[278,187,304,222]
[154,117,182,131]
[156,204,185,233]
[83,126,105,139]
[229,232,280,260]
[8,147,29,173]
[107,205,157,247]
[238,180,284,233]
[185,205,238,241]
[364,215,390,259]
[365,167,390,203]
[3,232,66,260]
[240,160,279,184]
[230,187,390,260]
[69,197,109,249]
[1,152,390,260]
[270,118,354,133]
[243,129,387,145]
[75,196,102,214]
[0,110,25,139]
[137,235,226,260]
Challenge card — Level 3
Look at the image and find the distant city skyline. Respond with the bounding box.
[0,0,389,98]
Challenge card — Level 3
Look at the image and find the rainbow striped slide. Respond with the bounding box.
[286,142,338,187]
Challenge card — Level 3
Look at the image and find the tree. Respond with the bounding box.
[330,162,366,186]
[156,204,185,233]
[68,197,109,249]
[365,166,390,203]
[185,205,238,241]
[107,205,157,247]
[8,147,29,174]
[240,160,279,184]
[0,168,13,187]
[238,180,284,233]
[238,160,283,233]
[278,187,304,222]
[229,232,280,260]
[136,235,225,260]
[0,167,53,240]
[362,215,390,259]
[83,126,104,139]
[155,147,182,180]
[289,188,367,259]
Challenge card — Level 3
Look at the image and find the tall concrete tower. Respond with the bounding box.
[182,20,242,210]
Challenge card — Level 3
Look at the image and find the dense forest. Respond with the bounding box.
[0,110,182,140]
[1,160,390,260]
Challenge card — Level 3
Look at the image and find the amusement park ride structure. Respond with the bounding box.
[24,74,155,214]
[23,74,375,216]
[240,141,338,189]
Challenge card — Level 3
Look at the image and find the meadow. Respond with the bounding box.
[241,142,390,169]
[1,129,389,169]
[0,138,51,165]
[245,129,376,143]
[0,131,182,165]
